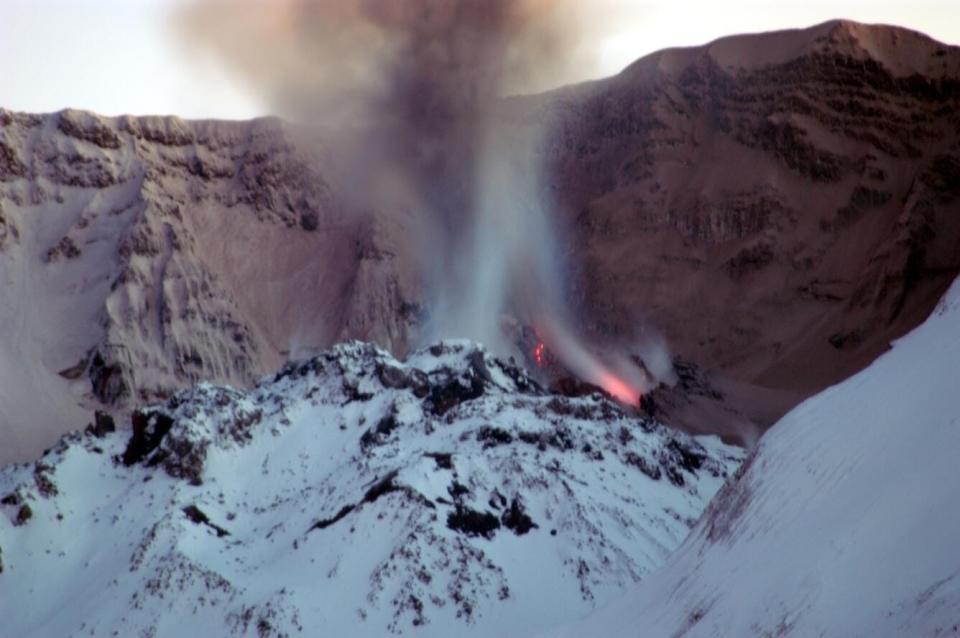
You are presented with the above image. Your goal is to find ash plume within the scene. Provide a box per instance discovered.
[175,0,671,400]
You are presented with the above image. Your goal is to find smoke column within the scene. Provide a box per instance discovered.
[176,0,666,402]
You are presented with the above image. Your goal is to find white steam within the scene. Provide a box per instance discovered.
[176,0,673,403]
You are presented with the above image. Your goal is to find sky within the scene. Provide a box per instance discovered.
[1,0,958,120]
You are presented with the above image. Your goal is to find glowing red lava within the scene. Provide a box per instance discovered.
[531,333,642,407]
[597,370,642,407]
[533,341,546,367]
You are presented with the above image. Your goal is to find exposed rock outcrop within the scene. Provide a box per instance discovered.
[538,20,960,439]
[0,340,742,636]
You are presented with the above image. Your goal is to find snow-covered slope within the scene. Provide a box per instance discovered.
[553,276,960,637]
[0,340,741,637]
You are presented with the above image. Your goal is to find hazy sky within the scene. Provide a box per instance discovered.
[1,0,957,120]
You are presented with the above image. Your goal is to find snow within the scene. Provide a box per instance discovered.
[0,339,742,637]
[551,276,960,637]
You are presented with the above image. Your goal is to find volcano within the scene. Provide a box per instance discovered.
[1,16,960,638]
[1,20,958,459]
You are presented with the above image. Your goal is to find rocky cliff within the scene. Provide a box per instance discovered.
[1,20,958,459]
[0,111,420,462]
[541,20,960,437]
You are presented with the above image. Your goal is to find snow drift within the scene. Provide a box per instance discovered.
[553,276,960,637]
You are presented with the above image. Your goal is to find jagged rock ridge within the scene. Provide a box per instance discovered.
[0,340,741,637]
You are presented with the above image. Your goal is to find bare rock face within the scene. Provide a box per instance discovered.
[538,20,960,439]
[0,110,420,463]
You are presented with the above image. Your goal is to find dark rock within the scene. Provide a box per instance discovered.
[57,111,121,149]
[120,117,195,146]
[581,443,604,461]
[517,430,540,446]
[408,371,431,398]
[488,490,508,510]
[549,376,605,399]
[89,351,129,405]
[299,211,319,231]
[466,351,495,385]
[665,465,686,487]
[517,426,576,452]
[427,373,485,416]
[44,236,81,262]
[182,505,230,537]
[217,407,263,445]
[500,497,537,535]
[1,492,21,506]
[14,504,32,526]
[33,464,58,498]
[308,470,434,533]
[121,410,175,466]
[375,363,429,398]
[376,363,408,389]
[272,358,324,383]
[0,140,28,181]
[666,439,706,473]
[447,481,470,502]
[361,470,402,504]
[85,411,116,438]
[342,382,374,404]
[185,155,215,181]
[475,426,513,448]
[360,413,399,450]
[640,393,657,417]
[736,118,849,182]
[424,452,453,470]
[309,504,355,531]
[625,452,662,481]
[545,397,601,420]
[447,506,501,539]
[159,429,209,486]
